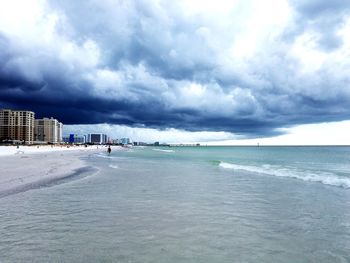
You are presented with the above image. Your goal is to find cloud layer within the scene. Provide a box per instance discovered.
[1,0,350,138]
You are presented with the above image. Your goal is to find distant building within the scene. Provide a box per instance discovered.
[87,133,107,144]
[34,117,63,143]
[154,141,160,146]
[62,134,86,144]
[120,138,132,145]
[0,109,35,144]
[111,139,119,145]
[57,122,63,143]
[133,141,147,146]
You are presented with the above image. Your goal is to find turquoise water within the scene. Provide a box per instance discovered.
[1,146,350,262]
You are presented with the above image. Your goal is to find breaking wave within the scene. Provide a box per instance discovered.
[219,162,350,189]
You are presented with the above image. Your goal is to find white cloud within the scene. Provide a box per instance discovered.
[207,121,350,145]
[65,124,236,144]
[65,120,350,145]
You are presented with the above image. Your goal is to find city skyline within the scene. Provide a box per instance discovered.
[1,0,350,144]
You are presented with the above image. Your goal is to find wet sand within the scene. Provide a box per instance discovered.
[0,146,103,198]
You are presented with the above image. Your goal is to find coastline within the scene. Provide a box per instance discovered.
[0,145,105,198]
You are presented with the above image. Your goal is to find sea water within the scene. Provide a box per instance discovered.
[1,146,350,262]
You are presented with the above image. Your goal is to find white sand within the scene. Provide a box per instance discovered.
[0,145,113,197]
[0,144,106,156]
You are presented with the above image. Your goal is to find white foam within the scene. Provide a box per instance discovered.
[109,164,119,169]
[219,162,350,189]
[152,148,175,153]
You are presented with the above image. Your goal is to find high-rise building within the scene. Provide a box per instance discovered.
[57,122,63,143]
[0,109,35,144]
[62,134,86,144]
[34,117,63,143]
[87,133,107,144]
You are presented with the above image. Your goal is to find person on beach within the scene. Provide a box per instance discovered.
[107,145,112,155]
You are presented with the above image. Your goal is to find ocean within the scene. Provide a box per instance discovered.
[1,146,350,262]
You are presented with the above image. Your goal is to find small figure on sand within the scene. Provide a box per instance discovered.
[107,145,112,155]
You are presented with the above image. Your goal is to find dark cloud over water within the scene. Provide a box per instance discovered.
[1,0,350,137]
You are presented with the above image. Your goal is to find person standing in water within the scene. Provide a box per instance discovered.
[107,145,112,155]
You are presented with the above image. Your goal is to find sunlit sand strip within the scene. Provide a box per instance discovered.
[0,146,104,198]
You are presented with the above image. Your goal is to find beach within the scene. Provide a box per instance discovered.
[0,145,106,198]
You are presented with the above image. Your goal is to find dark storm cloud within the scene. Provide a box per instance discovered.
[1,0,350,137]
[0,35,45,92]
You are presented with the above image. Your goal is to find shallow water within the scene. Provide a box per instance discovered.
[1,146,350,262]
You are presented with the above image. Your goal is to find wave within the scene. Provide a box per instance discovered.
[152,148,175,153]
[219,162,350,189]
[109,164,119,169]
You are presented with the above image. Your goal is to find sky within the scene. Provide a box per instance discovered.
[0,0,350,144]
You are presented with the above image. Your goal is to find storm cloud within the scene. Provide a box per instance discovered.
[1,0,350,138]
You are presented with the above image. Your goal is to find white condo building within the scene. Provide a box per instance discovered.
[34,117,63,143]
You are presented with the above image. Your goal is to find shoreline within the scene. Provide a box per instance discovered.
[0,145,107,198]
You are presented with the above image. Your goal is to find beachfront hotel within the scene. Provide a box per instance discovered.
[34,117,63,143]
[0,109,35,144]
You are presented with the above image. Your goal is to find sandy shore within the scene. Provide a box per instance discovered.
[0,145,108,198]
